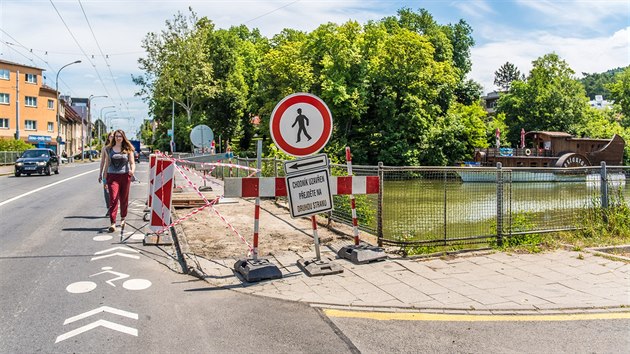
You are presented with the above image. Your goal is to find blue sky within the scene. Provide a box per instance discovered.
[1,0,628,136]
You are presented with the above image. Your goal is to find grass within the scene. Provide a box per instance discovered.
[398,202,630,256]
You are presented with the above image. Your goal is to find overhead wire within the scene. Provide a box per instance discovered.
[77,0,132,121]
[48,0,113,102]
[0,28,77,96]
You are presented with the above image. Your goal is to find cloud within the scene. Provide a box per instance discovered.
[470,26,630,93]
[452,0,495,18]
[515,0,630,32]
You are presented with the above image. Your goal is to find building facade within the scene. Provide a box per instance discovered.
[0,59,82,154]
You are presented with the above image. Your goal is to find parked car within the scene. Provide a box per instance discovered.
[73,150,100,160]
[15,148,60,177]
[134,150,140,163]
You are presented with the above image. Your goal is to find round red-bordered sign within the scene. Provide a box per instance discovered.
[270,93,332,157]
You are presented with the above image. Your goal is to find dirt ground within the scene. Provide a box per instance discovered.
[175,197,372,260]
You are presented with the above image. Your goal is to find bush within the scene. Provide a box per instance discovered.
[0,138,34,151]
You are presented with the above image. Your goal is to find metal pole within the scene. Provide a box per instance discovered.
[601,161,608,209]
[171,100,175,153]
[496,162,503,246]
[55,60,81,153]
[14,70,19,140]
[88,95,107,161]
[252,138,262,260]
[377,161,384,247]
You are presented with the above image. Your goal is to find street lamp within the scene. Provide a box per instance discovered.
[55,60,81,154]
[98,106,115,145]
[86,95,108,160]
[104,112,117,132]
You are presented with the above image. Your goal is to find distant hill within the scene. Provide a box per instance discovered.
[580,66,628,99]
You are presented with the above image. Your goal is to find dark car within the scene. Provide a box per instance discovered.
[15,148,60,177]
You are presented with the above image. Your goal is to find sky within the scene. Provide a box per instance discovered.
[1,0,628,137]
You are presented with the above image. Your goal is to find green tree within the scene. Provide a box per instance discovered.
[497,53,590,144]
[607,66,630,122]
[494,62,523,91]
[134,10,216,151]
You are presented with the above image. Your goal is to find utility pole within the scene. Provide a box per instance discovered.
[55,60,81,154]
[14,70,19,140]
[87,95,107,160]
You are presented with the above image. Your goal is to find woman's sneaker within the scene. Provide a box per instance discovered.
[108,224,116,233]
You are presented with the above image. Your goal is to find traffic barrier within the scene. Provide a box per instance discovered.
[336,146,387,264]
[146,154,157,209]
[149,158,175,232]
[224,176,379,198]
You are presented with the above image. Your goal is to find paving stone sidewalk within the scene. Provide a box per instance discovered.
[185,243,630,314]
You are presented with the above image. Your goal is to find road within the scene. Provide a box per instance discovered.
[1,160,628,353]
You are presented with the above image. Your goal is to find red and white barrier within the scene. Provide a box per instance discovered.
[146,154,157,207]
[224,176,379,198]
[149,158,175,232]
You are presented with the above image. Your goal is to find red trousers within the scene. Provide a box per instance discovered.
[107,173,131,224]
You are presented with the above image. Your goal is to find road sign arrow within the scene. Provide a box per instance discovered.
[283,154,329,175]
[288,159,325,171]
[56,306,139,343]
[55,319,138,343]
[91,247,141,261]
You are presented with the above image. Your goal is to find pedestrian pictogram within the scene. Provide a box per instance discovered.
[270,93,332,157]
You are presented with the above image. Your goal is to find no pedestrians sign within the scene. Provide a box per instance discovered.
[269,93,332,157]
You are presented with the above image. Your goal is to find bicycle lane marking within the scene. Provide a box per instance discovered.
[0,169,98,207]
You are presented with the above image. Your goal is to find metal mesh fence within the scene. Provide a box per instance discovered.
[0,151,22,165]
[180,153,628,249]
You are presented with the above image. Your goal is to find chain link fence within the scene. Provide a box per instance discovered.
[182,154,628,249]
[0,151,22,165]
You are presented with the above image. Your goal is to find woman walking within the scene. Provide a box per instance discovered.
[101,129,136,233]
[98,132,114,216]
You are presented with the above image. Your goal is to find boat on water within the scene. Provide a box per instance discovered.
[458,131,625,183]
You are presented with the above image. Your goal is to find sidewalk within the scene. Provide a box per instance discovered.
[0,164,14,176]
[184,242,630,314]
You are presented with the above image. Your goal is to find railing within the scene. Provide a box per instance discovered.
[178,154,627,250]
[0,151,22,165]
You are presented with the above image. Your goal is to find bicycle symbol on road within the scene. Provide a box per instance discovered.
[66,267,152,294]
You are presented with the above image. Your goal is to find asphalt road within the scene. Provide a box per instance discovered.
[1,160,628,353]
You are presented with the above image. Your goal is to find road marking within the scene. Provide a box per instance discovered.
[323,309,630,322]
[93,235,113,241]
[91,252,140,261]
[94,246,139,255]
[55,319,138,343]
[63,306,138,325]
[0,169,97,207]
[123,279,152,290]
[66,281,97,294]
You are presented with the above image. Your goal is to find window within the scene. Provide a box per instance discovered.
[0,118,8,129]
[0,93,9,104]
[25,96,37,107]
[0,69,9,80]
[48,99,54,109]
[25,73,37,84]
[25,120,37,130]
[47,122,54,132]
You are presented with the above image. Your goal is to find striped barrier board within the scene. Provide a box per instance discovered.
[224,176,379,198]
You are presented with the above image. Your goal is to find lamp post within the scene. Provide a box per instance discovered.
[98,106,115,146]
[104,112,117,132]
[55,60,81,154]
[86,95,108,160]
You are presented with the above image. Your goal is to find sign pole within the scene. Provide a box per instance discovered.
[253,138,262,260]
[311,216,321,261]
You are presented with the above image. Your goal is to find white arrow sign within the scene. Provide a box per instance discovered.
[56,306,138,343]
[91,246,140,261]
[283,154,329,175]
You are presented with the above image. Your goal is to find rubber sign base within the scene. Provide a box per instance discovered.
[337,244,387,265]
[233,258,282,283]
[296,257,343,277]
[143,232,173,246]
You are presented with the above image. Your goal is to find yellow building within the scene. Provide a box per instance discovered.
[0,59,73,152]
